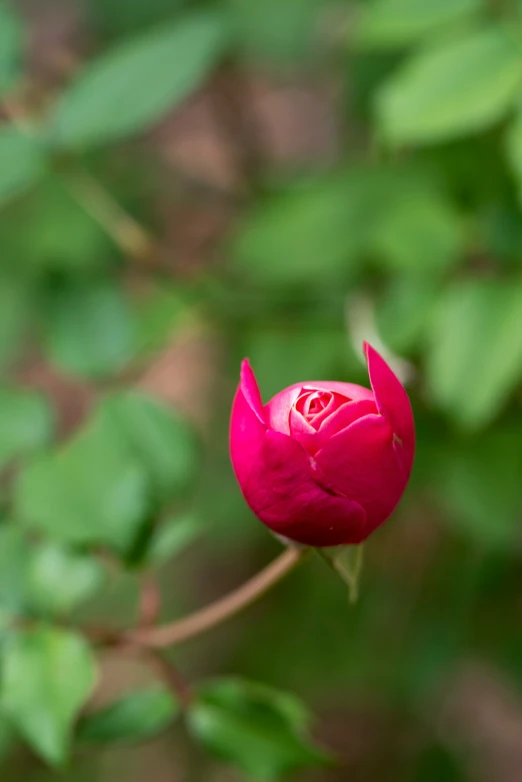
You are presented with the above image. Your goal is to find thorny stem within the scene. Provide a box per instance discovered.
[123,546,309,649]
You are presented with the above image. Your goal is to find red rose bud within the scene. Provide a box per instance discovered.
[229,343,415,547]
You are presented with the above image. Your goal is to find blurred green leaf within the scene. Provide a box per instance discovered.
[145,513,201,567]
[375,277,439,353]
[413,743,463,782]
[356,0,483,49]
[0,525,31,614]
[228,0,321,63]
[87,0,186,39]
[136,285,190,356]
[432,426,522,548]
[0,388,53,469]
[234,167,463,284]
[0,279,30,370]
[0,129,47,204]
[370,187,463,273]
[0,716,14,763]
[505,107,522,205]
[477,201,522,265]
[0,3,22,95]
[27,544,105,616]
[233,176,367,285]
[15,414,149,550]
[15,392,195,552]
[50,11,229,149]
[376,27,522,144]
[426,277,522,427]
[188,678,331,781]
[2,626,97,765]
[42,281,138,379]
[78,686,178,743]
[97,391,197,502]
[0,177,115,276]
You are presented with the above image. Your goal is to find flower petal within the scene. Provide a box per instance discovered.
[244,430,367,546]
[364,343,415,454]
[290,398,377,454]
[240,358,265,424]
[230,360,267,488]
[265,380,373,434]
[314,413,411,536]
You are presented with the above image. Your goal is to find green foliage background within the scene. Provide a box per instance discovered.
[0,0,522,779]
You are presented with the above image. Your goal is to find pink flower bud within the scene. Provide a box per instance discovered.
[229,343,415,547]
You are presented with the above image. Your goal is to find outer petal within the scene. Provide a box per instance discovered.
[364,343,415,460]
[230,360,268,489]
[314,414,409,538]
[244,430,367,546]
[266,380,374,435]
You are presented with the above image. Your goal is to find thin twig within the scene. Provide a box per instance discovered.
[146,650,193,708]
[62,168,156,260]
[138,575,162,627]
[124,546,309,649]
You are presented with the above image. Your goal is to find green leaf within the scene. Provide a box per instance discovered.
[27,544,105,615]
[0,280,30,371]
[188,678,331,781]
[375,276,439,353]
[145,513,201,567]
[88,0,185,39]
[505,108,522,205]
[78,686,178,743]
[319,545,365,603]
[426,277,522,428]
[96,392,197,502]
[15,413,149,550]
[2,627,97,765]
[232,176,367,286]
[0,177,115,276]
[413,743,463,782]
[0,525,31,614]
[0,388,54,469]
[0,3,22,95]
[376,27,522,144]
[42,281,138,379]
[0,129,47,204]
[136,285,191,356]
[432,425,522,548]
[356,0,483,49]
[369,187,463,273]
[50,11,229,149]
[228,0,321,64]
[0,716,14,763]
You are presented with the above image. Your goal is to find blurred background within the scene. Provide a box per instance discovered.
[1,0,522,779]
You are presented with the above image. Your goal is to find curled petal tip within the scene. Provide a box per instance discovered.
[239,357,265,424]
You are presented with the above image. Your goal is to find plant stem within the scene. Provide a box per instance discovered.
[124,546,309,649]
[62,167,156,260]
[146,650,193,708]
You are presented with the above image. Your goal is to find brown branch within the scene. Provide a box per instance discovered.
[138,575,161,628]
[123,546,308,649]
[146,650,193,708]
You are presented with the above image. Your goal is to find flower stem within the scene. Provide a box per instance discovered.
[124,546,309,649]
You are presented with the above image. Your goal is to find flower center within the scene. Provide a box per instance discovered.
[294,389,350,430]
[299,391,331,420]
